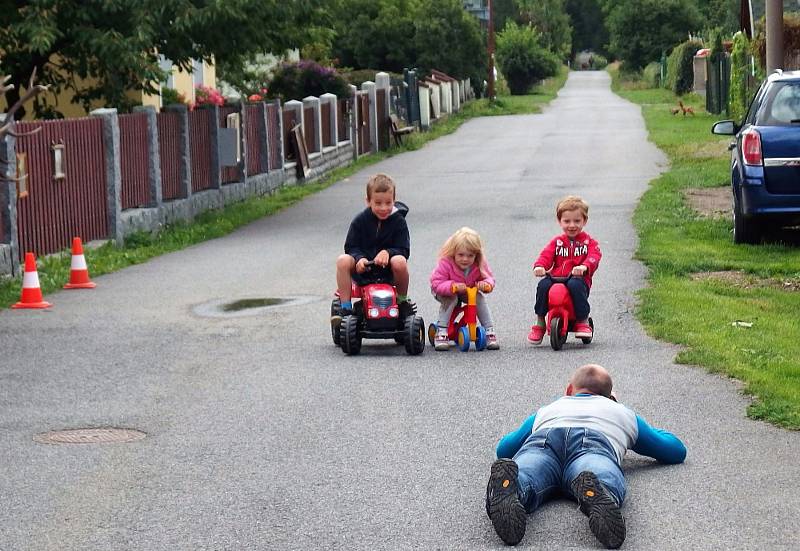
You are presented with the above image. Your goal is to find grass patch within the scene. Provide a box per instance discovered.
[609,65,800,429]
[0,67,569,310]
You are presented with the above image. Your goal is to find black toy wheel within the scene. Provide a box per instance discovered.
[580,318,594,345]
[341,315,362,355]
[330,298,342,346]
[404,315,425,355]
[550,317,565,351]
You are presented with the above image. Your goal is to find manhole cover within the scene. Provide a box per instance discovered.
[33,428,146,445]
[193,295,320,318]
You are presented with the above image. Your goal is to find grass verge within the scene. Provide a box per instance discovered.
[0,66,569,309]
[609,65,800,429]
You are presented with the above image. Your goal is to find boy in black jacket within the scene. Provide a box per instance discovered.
[333,173,415,320]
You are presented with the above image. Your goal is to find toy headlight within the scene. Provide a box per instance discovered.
[388,307,399,317]
[368,307,380,318]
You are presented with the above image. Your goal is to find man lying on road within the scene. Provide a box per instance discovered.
[486,363,686,549]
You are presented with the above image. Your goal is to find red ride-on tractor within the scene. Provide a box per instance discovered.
[331,262,425,356]
[427,286,488,351]
[544,275,594,351]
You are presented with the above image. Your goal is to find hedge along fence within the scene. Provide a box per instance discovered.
[729,31,753,122]
[753,12,800,71]
[666,39,704,95]
[0,69,475,276]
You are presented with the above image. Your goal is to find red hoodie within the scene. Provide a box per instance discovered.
[533,231,602,288]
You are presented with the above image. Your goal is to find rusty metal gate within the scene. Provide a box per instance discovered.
[357,92,371,156]
[15,118,108,259]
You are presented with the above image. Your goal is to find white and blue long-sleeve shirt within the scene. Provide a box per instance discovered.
[496,394,686,465]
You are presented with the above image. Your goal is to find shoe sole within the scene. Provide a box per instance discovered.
[486,459,527,546]
[527,337,543,345]
[434,344,450,351]
[574,332,593,338]
[571,471,626,549]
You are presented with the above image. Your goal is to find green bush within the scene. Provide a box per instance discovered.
[666,39,703,95]
[268,60,350,102]
[161,87,187,106]
[753,12,800,71]
[643,61,662,88]
[729,31,752,122]
[591,54,608,70]
[495,21,560,95]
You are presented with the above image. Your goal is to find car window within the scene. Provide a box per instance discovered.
[755,82,800,126]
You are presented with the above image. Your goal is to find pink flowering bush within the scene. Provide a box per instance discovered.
[193,85,225,108]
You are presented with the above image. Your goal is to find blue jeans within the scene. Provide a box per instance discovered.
[534,277,591,320]
[512,427,625,513]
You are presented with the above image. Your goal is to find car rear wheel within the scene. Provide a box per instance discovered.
[733,196,761,244]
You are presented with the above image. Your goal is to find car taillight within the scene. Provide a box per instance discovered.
[742,130,763,166]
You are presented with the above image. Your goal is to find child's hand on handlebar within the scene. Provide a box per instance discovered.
[571,265,588,276]
[452,283,467,294]
[533,266,547,277]
[477,281,493,293]
[373,250,390,268]
[356,258,370,273]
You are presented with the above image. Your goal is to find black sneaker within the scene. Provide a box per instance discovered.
[330,307,353,327]
[398,299,416,318]
[570,471,626,549]
[485,459,527,546]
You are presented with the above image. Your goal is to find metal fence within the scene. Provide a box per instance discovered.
[157,111,182,200]
[15,118,108,258]
[219,105,239,184]
[244,103,264,175]
[321,102,333,148]
[337,98,350,142]
[119,113,150,209]
[303,106,316,153]
[282,109,298,161]
[266,102,282,170]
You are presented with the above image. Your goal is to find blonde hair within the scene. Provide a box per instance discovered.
[556,195,589,220]
[366,173,396,199]
[439,227,488,274]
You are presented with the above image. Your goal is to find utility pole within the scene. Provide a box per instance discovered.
[487,0,495,100]
[765,0,784,73]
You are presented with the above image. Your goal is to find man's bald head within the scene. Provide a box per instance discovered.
[568,364,613,398]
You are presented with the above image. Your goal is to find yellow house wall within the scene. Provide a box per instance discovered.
[2,57,216,118]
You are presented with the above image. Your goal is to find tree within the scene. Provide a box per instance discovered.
[564,0,609,59]
[413,0,487,87]
[604,0,702,70]
[517,0,572,60]
[0,1,320,118]
[330,0,418,73]
[495,21,560,94]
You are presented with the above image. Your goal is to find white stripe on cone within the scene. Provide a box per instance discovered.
[71,254,88,270]
[22,270,41,289]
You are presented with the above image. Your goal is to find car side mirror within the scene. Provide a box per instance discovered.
[712,120,737,135]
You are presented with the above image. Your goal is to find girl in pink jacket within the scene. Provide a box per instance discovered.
[430,227,498,351]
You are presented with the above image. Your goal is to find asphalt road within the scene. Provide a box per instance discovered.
[2,71,798,551]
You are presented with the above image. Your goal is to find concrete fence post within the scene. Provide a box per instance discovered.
[320,93,338,147]
[273,99,285,170]
[90,108,123,246]
[302,96,322,153]
[418,85,431,129]
[0,114,20,275]
[361,81,378,154]
[376,72,391,116]
[132,105,163,208]
[163,104,192,200]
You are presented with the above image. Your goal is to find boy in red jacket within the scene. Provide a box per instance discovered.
[528,196,602,344]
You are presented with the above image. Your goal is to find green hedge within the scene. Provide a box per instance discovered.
[666,39,703,95]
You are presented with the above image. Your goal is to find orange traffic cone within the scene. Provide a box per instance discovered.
[63,237,96,289]
[12,252,52,309]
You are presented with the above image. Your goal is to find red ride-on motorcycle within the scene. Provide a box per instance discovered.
[331,262,425,356]
[543,275,594,351]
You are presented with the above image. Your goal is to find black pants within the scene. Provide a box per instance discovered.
[534,277,590,320]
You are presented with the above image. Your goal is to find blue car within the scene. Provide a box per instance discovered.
[712,70,800,244]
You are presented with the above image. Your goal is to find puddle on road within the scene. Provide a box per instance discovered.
[193,295,320,318]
